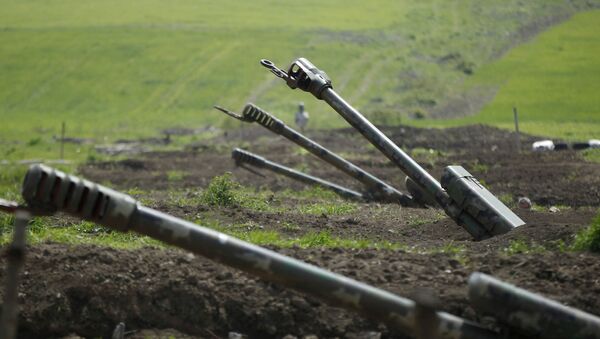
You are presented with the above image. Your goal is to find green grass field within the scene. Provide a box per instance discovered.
[1,0,595,162]
[415,10,600,140]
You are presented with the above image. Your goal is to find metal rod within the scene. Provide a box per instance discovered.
[60,121,65,160]
[0,210,31,339]
[513,107,521,153]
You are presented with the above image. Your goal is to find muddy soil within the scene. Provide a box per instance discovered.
[82,124,600,207]
[3,124,600,338]
[3,242,599,339]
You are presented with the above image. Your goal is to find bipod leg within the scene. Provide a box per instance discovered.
[0,210,31,339]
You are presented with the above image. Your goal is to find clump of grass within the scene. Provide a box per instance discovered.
[503,239,546,255]
[497,193,514,208]
[572,211,600,253]
[297,202,357,216]
[201,172,240,207]
[582,149,600,164]
[470,160,489,173]
[166,170,185,181]
[0,219,163,249]
[281,186,338,200]
[281,222,301,232]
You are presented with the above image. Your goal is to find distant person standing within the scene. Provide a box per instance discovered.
[295,102,309,133]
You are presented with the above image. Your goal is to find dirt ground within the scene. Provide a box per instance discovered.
[2,124,600,338]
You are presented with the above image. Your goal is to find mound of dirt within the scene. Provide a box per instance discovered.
[2,241,599,338]
[81,124,600,207]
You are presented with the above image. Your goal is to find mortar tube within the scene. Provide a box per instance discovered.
[129,206,500,339]
[220,104,417,206]
[319,89,491,239]
[21,164,500,339]
[233,148,364,200]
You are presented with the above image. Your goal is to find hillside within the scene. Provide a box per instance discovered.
[417,10,600,140]
[0,0,595,146]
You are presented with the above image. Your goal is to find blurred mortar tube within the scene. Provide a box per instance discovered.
[20,164,501,339]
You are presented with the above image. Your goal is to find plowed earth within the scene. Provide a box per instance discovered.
[2,124,600,338]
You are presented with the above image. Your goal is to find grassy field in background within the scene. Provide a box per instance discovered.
[415,10,600,140]
[0,0,595,163]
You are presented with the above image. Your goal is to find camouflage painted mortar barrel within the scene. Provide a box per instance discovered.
[469,273,600,339]
[21,164,501,339]
[260,58,525,240]
[215,104,417,206]
[231,148,364,200]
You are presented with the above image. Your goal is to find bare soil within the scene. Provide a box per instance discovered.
[2,124,600,338]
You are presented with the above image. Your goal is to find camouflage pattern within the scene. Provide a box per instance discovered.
[20,164,501,339]
[231,148,364,200]
[441,166,522,236]
[215,103,416,206]
[261,57,525,240]
[469,272,600,339]
[405,177,436,207]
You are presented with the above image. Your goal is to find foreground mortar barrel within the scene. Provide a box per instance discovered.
[469,273,600,339]
[232,148,364,200]
[216,104,416,206]
[21,164,500,339]
[260,57,525,239]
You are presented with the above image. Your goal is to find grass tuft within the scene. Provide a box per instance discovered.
[201,172,240,207]
[572,211,600,253]
[503,239,546,255]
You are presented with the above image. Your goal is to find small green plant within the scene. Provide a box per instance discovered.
[281,186,339,200]
[166,170,185,181]
[26,137,42,147]
[503,239,546,255]
[125,187,146,196]
[297,202,357,216]
[582,149,600,164]
[406,212,445,227]
[433,241,468,265]
[201,172,240,207]
[497,193,514,207]
[298,231,334,247]
[281,222,301,231]
[470,160,489,173]
[293,147,310,156]
[572,211,600,253]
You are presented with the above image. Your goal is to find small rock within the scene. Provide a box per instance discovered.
[361,332,381,339]
[518,197,532,209]
[228,332,246,339]
[111,322,125,339]
[549,206,560,213]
